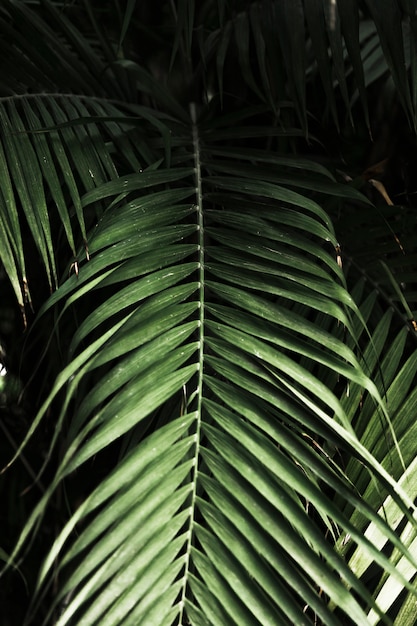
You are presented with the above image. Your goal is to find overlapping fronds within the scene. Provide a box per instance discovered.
[1,99,416,624]
[1,1,417,625]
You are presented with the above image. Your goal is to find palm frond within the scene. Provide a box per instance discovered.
[333,284,417,622]
[0,93,172,313]
[1,101,415,625]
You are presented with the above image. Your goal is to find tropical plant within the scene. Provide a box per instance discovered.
[1,1,417,625]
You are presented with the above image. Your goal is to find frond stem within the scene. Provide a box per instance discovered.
[178,102,204,624]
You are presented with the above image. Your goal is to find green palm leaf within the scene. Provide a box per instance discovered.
[3,105,413,625]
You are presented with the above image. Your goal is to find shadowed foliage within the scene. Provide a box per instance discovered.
[1,1,417,625]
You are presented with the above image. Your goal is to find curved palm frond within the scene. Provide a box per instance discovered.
[2,102,415,625]
[336,284,417,622]
[0,91,174,314]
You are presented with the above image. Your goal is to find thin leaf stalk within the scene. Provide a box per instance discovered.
[177,102,205,624]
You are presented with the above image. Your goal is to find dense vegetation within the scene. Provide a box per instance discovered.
[1,1,417,624]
